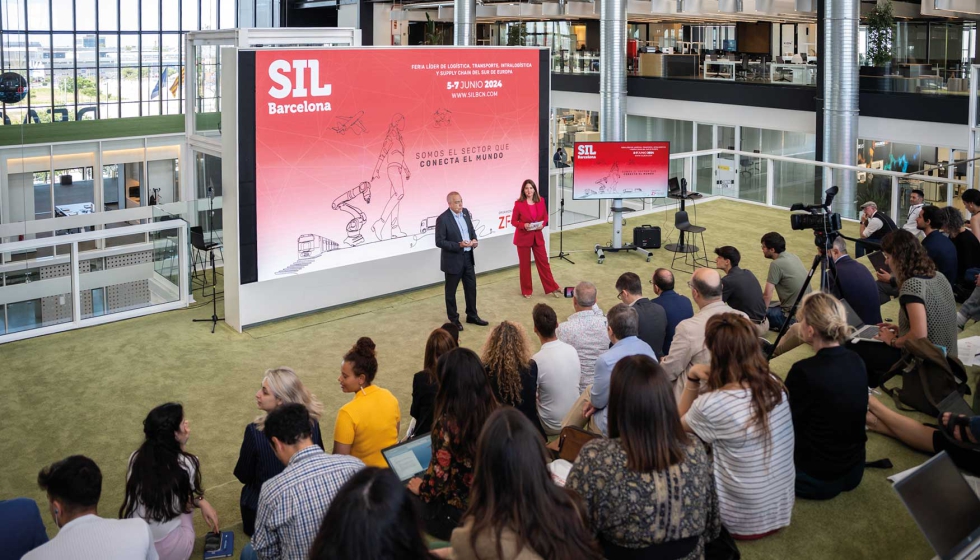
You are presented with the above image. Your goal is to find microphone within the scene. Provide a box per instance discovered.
[789,203,806,211]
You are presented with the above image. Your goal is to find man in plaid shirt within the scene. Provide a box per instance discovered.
[243,403,364,560]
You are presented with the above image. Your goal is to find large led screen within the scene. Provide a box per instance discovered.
[247,48,545,282]
[571,141,670,200]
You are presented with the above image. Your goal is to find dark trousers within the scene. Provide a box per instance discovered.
[876,279,899,305]
[445,251,478,322]
[416,497,464,541]
[848,339,901,388]
[795,461,864,500]
[855,239,880,259]
[241,504,257,537]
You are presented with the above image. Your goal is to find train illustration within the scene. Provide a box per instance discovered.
[297,234,339,259]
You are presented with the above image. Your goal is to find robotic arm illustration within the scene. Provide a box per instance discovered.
[332,181,372,247]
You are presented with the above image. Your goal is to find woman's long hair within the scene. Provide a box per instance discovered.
[703,314,786,449]
[464,408,602,560]
[481,321,531,406]
[608,355,689,472]
[254,367,324,430]
[881,229,936,286]
[423,328,457,384]
[517,179,541,203]
[120,403,203,522]
[434,348,498,460]
[308,467,436,560]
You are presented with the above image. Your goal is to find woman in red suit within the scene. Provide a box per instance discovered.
[512,179,561,298]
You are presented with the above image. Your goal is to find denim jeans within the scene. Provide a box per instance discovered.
[962,286,980,322]
[767,305,792,332]
[240,543,257,560]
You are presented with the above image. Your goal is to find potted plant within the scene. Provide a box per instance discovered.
[862,0,894,77]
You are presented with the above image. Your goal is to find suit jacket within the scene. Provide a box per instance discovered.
[436,208,478,275]
[653,290,695,356]
[830,255,882,326]
[659,301,746,399]
[511,199,549,247]
[632,298,668,359]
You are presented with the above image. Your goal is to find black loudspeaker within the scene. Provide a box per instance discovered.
[633,225,661,249]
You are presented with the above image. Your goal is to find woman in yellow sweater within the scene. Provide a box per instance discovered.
[334,337,401,467]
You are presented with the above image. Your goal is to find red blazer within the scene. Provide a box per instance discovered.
[511,199,548,247]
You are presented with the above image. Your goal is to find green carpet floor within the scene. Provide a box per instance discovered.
[0,198,955,558]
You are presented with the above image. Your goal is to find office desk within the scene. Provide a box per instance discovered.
[770,63,816,85]
[55,203,95,234]
[704,60,736,81]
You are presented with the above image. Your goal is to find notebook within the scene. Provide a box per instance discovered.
[382,434,433,482]
[868,250,891,274]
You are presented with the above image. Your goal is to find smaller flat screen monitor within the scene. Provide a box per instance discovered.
[572,141,670,200]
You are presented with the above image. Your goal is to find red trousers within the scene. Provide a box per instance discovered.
[517,242,559,296]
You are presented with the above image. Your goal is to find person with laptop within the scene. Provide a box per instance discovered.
[406,348,498,540]
[853,230,958,388]
[784,293,869,500]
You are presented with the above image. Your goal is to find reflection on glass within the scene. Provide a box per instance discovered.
[1,264,73,333]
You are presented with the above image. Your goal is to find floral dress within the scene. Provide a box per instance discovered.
[419,419,474,511]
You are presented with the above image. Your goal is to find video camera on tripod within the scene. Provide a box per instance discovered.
[789,186,842,250]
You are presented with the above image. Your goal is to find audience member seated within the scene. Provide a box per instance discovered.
[661,268,747,398]
[941,206,980,296]
[308,467,437,560]
[714,245,768,335]
[773,237,881,357]
[483,321,544,437]
[855,201,897,258]
[120,403,218,560]
[761,231,811,332]
[235,367,325,537]
[918,205,957,286]
[451,408,602,560]
[958,276,980,330]
[246,403,364,560]
[784,293,868,500]
[567,355,720,560]
[614,272,667,357]
[678,314,795,540]
[556,281,609,393]
[530,304,581,436]
[334,337,401,467]
[855,230,958,388]
[407,348,498,540]
[561,303,656,436]
[962,189,980,240]
[410,329,457,437]
[651,268,694,356]
[0,497,48,559]
[867,401,980,475]
[901,189,926,237]
[25,455,157,560]
[440,322,461,345]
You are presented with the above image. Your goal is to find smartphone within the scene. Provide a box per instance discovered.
[564,287,575,298]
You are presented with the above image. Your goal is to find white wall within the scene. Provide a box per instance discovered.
[147,160,176,205]
[7,173,34,225]
[338,4,358,29]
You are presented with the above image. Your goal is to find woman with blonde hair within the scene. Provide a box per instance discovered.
[785,292,868,500]
[482,321,544,436]
[678,313,794,540]
[233,367,324,536]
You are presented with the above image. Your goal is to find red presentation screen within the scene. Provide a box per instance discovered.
[244,48,545,283]
[571,141,670,200]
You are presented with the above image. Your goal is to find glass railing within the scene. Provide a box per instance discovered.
[0,219,189,342]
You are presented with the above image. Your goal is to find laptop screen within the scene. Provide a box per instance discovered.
[382,434,433,482]
[839,299,865,330]
[894,452,980,559]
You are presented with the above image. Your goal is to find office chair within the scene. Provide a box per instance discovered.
[670,210,709,272]
[190,225,223,287]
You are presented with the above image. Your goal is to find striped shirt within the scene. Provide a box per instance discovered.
[684,387,795,536]
[252,446,364,560]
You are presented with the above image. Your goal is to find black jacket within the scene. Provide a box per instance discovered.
[435,208,478,275]
[632,298,668,359]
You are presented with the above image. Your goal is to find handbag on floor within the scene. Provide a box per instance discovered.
[880,338,969,417]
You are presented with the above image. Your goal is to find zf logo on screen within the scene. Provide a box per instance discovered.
[266,59,333,116]
[577,144,597,159]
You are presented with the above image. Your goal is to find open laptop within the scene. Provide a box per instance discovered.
[381,434,432,482]
[894,452,980,560]
[841,299,881,342]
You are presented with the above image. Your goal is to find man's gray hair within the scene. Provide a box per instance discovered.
[607,303,639,339]
[574,281,597,308]
[446,191,461,202]
[832,236,848,255]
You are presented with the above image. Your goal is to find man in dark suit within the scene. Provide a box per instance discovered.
[651,268,694,356]
[435,191,488,331]
[614,272,667,358]
[828,237,882,326]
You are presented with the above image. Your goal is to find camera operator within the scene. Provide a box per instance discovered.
[855,201,897,258]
